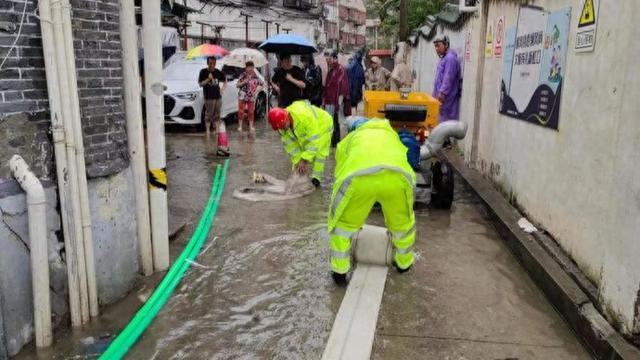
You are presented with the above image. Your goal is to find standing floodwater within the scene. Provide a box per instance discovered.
[16,127,588,359]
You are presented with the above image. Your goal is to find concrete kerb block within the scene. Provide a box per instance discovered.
[443,150,640,360]
[0,291,7,360]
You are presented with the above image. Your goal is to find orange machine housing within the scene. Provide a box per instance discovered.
[363,90,440,132]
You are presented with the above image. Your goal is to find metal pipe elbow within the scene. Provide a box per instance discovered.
[420,121,468,160]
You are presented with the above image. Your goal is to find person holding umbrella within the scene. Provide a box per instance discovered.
[301,54,323,107]
[323,49,352,147]
[259,34,317,108]
[271,54,306,108]
[236,61,264,133]
[198,56,227,138]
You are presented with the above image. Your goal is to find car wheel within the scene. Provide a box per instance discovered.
[430,160,455,209]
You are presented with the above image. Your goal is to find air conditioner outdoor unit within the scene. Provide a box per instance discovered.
[459,0,479,12]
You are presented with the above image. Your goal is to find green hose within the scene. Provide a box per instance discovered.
[99,159,230,360]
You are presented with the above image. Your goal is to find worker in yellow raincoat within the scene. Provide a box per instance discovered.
[328,117,416,285]
[268,100,333,187]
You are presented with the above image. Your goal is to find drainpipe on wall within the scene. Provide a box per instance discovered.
[9,155,53,348]
[60,0,99,318]
[37,0,83,327]
[119,0,154,276]
[50,0,90,325]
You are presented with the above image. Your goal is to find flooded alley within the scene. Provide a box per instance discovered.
[17,125,589,359]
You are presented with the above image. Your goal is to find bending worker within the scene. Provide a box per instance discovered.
[328,117,417,286]
[268,100,334,187]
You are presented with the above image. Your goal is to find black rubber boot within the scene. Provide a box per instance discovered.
[331,272,348,287]
[311,178,321,188]
[393,261,412,274]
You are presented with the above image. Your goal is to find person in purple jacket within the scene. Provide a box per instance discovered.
[432,35,461,123]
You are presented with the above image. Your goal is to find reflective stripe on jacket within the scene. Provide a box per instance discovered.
[279,100,333,165]
[329,119,416,231]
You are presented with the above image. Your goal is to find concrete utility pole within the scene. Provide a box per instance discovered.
[399,0,408,41]
[213,25,225,44]
[261,19,272,40]
[240,12,253,47]
[119,0,153,276]
[261,19,272,116]
[142,0,170,271]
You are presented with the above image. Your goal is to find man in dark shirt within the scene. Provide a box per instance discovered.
[271,54,305,108]
[301,54,323,107]
[198,56,226,138]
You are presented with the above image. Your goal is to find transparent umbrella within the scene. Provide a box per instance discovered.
[224,48,268,68]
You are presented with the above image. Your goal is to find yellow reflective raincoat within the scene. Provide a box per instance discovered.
[279,100,333,182]
[328,119,417,274]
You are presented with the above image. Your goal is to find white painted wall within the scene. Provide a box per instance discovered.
[411,0,640,335]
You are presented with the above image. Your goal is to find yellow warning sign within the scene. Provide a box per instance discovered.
[579,0,596,27]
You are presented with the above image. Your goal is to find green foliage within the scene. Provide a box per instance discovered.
[366,0,445,43]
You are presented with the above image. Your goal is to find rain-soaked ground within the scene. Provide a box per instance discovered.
[18,122,589,359]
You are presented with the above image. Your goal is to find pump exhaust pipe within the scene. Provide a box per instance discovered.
[420,121,468,160]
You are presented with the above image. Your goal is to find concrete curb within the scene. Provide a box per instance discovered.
[443,151,640,360]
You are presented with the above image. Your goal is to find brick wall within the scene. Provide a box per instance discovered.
[0,0,129,188]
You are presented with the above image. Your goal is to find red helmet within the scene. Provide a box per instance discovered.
[268,107,289,130]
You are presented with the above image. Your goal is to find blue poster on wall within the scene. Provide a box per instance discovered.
[501,26,517,94]
[499,7,572,130]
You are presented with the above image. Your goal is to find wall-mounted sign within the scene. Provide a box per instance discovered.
[494,16,505,58]
[465,26,473,62]
[575,0,599,52]
[485,23,494,58]
[499,6,572,130]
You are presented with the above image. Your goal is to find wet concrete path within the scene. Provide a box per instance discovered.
[17,124,588,359]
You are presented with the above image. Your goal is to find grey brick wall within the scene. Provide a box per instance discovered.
[0,0,129,189]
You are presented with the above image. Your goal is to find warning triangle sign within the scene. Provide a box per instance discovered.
[579,0,596,27]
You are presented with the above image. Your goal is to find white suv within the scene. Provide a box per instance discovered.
[161,52,267,128]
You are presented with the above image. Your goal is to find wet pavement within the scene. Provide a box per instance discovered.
[17,123,589,359]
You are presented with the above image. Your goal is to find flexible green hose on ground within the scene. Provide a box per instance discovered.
[99,159,230,360]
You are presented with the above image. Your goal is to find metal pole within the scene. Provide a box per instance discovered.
[375,26,379,49]
[262,19,271,118]
[261,19,271,40]
[336,0,340,51]
[241,12,253,47]
[399,0,408,41]
[142,0,170,271]
[283,28,291,34]
[119,0,154,276]
[275,22,281,34]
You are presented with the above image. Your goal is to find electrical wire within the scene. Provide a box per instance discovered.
[0,0,28,70]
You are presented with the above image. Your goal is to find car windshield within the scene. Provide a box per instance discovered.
[164,61,207,81]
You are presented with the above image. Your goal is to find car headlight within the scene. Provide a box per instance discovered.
[174,92,199,101]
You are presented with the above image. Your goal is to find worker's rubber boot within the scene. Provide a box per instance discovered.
[393,261,412,274]
[331,272,349,287]
[311,178,321,188]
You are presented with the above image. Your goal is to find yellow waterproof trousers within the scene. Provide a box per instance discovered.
[309,130,332,182]
[328,170,415,274]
